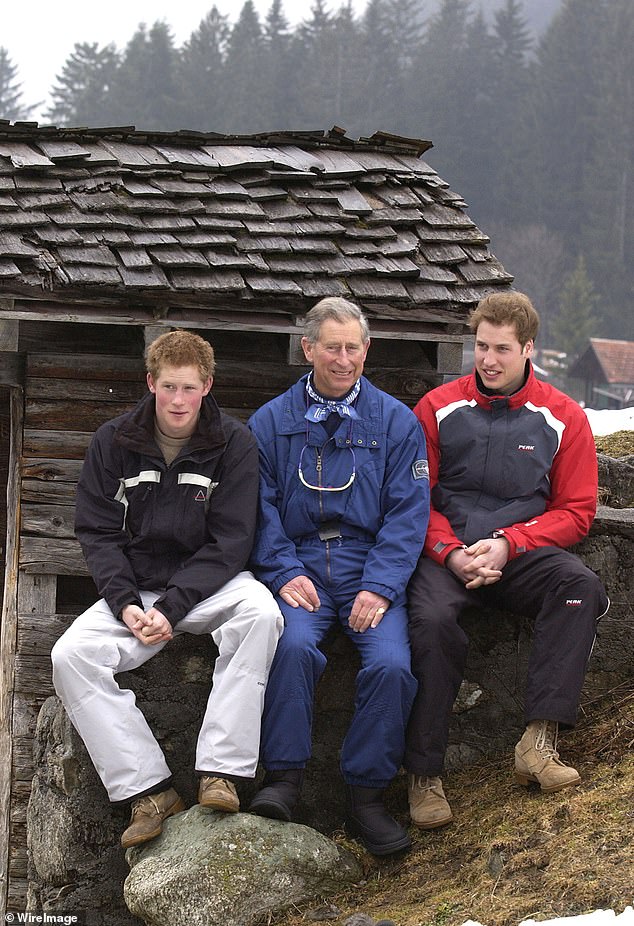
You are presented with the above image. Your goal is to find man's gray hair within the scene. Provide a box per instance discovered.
[303,297,370,344]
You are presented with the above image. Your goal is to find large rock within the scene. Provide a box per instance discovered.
[27,697,134,925]
[124,807,362,926]
[597,453,634,507]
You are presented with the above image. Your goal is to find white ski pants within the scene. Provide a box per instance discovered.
[51,571,283,803]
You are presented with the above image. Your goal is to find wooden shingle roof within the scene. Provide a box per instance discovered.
[570,338,634,385]
[0,123,512,335]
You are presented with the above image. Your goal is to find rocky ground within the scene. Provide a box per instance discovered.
[267,683,634,926]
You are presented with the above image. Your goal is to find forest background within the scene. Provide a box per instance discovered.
[1,0,632,353]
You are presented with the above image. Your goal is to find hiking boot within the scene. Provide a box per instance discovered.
[515,720,581,792]
[198,776,240,813]
[345,785,411,856]
[249,769,304,822]
[121,787,185,848]
[408,775,453,829]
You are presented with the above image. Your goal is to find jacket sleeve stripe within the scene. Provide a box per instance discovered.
[524,402,566,452]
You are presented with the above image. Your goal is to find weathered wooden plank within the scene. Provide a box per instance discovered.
[27,376,145,404]
[26,353,144,380]
[25,400,136,432]
[17,613,77,659]
[21,478,76,504]
[21,503,75,540]
[0,352,25,386]
[0,388,22,917]
[17,573,57,614]
[21,458,83,483]
[0,142,54,168]
[0,320,18,351]
[6,880,27,912]
[13,658,55,699]
[8,302,466,342]
[18,537,87,575]
[18,320,145,355]
[22,429,91,460]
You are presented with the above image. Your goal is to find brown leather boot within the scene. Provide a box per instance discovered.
[408,775,453,829]
[121,787,185,848]
[198,776,240,813]
[515,720,581,792]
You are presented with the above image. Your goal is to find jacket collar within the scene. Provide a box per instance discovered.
[472,360,535,410]
[114,391,226,459]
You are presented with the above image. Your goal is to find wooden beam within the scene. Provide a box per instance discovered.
[0,321,18,352]
[0,387,23,917]
[1,302,467,342]
[0,353,25,387]
[18,537,87,576]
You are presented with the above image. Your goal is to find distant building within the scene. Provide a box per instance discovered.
[568,338,634,409]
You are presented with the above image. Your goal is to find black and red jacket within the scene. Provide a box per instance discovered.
[74,391,259,627]
[414,362,598,565]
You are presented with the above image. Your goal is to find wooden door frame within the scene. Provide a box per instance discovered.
[0,386,23,915]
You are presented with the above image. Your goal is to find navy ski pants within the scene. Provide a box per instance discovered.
[405,546,609,777]
[259,537,417,788]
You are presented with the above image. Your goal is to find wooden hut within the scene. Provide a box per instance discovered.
[568,338,634,409]
[0,122,512,911]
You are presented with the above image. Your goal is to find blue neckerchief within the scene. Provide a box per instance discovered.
[304,374,361,422]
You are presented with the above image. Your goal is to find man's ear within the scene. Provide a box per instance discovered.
[202,377,213,396]
[301,336,314,363]
[147,372,156,393]
[523,340,534,357]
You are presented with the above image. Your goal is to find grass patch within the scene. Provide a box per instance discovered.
[266,685,634,926]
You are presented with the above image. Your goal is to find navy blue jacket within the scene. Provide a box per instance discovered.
[74,391,259,627]
[414,363,598,564]
[248,375,430,601]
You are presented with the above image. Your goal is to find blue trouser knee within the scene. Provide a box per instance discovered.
[260,541,417,788]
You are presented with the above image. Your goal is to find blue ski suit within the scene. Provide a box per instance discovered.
[249,374,430,787]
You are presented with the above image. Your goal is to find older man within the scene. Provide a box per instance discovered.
[247,297,430,856]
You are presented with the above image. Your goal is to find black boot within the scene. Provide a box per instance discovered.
[249,769,304,822]
[345,785,411,856]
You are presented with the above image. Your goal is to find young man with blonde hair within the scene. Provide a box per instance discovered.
[405,291,609,829]
[52,330,283,848]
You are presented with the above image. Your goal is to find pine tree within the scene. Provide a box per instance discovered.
[581,0,634,339]
[551,255,598,364]
[482,0,533,224]
[259,0,301,128]
[178,6,230,131]
[528,0,608,237]
[406,0,477,190]
[354,0,404,135]
[292,0,340,125]
[47,42,119,126]
[223,1,266,132]
[0,47,35,120]
[108,22,182,130]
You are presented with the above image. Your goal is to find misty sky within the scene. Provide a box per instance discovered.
[4,0,365,119]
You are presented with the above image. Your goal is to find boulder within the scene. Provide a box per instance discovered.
[596,453,634,508]
[27,697,133,925]
[123,806,362,926]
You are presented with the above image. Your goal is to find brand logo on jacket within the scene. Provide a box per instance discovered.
[518,444,535,451]
[566,599,583,606]
[412,459,429,480]
[194,490,207,502]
